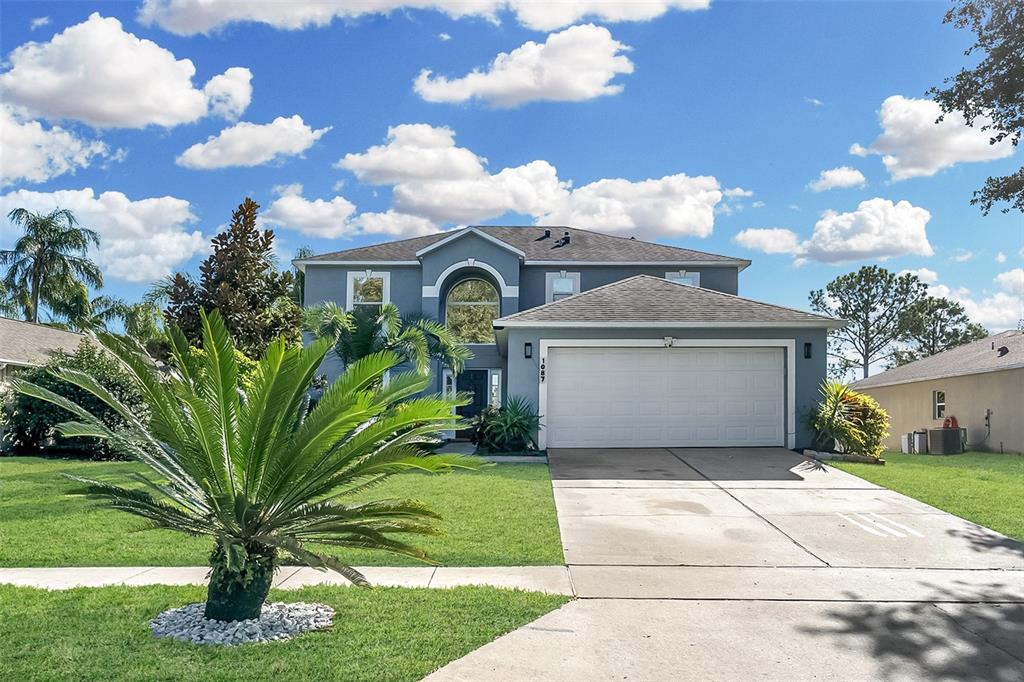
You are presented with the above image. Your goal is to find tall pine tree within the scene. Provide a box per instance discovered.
[166,198,302,357]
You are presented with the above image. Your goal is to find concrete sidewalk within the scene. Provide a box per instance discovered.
[0,565,573,594]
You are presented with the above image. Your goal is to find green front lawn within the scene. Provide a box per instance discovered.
[0,584,568,682]
[834,452,1024,540]
[0,457,564,567]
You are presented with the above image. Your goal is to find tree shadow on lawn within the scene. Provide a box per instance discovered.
[798,582,1024,680]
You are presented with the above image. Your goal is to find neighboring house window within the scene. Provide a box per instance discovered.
[346,271,390,311]
[545,271,580,303]
[666,270,700,287]
[446,279,500,343]
[933,390,946,419]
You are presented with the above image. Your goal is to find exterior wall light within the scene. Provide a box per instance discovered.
[804,342,812,359]
[524,342,533,359]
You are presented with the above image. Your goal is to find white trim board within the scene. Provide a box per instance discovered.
[496,320,844,329]
[536,338,797,450]
[524,260,750,270]
[422,259,519,298]
[415,227,526,259]
[293,260,418,271]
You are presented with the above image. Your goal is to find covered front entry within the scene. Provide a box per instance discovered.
[543,345,786,448]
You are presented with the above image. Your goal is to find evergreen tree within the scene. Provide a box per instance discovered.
[166,198,302,356]
[892,296,988,366]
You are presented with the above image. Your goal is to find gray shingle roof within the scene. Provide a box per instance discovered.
[494,275,843,327]
[852,330,1024,389]
[302,225,748,265]
[0,317,83,367]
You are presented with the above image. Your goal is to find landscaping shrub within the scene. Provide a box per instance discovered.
[810,380,890,459]
[470,395,542,453]
[2,339,145,458]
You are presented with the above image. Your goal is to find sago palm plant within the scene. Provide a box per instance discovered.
[16,310,477,621]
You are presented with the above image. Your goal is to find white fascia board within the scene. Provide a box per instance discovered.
[523,260,749,268]
[0,358,37,367]
[493,319,846,330]
[292,259,418,272]
[414,228,525,259]
[852,363,1024,390]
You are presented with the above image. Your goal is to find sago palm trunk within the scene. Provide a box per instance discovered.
[204,543,277,621]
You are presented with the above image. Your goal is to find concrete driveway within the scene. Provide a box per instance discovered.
[427,447,1024,681]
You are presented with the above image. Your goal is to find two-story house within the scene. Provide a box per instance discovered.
[295,225,843,450]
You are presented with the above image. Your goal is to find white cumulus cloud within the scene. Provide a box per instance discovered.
[336,122,726,238]
[261,186,438,240]
[808,166,866,192]
[922,268,1024,331]
[0,106,118,186]
[30,17,50,30]
[851,95,1014,181]
[261,185,357,238]
[541,173,722,240]
[414,24,634,107]
[176,115,331,169]
[337,124,484,184]
[0,13,252,129]
[353,210,440,238]
[733,198,933,265]
[995,268,1024,296]
[138,0,708,35]
[733,228,802,255]
[0,188,207,281]
[898,267,939,284]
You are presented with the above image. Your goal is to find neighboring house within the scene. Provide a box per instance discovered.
[852,330,1024,455]
[295,225,843,450]
[0,316,84,383]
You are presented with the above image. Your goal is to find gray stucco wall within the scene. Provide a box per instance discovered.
[503,326,828,449]
[519,265,739,309]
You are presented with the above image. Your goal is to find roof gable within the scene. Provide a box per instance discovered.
[852,330,1024,389]
[297,225,749,267]
[414,227,525,258]
[494,275,843,328]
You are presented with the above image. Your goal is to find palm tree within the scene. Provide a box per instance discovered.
[0,281,28,318]
[16,310,476,621]
[305,302,472,374]
[1,208,103,323]
[56,292,129,332]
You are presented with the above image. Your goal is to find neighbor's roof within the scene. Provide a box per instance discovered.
[0,317,84,367]
[493,275,844,328]
[298,225,749,267]
[852,330,1024,389]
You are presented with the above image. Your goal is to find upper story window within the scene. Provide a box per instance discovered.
[545,271,580,303]
[933,390,946,420]
[446,279,499,344]
[666,270,700,287]
[347,270,390,311]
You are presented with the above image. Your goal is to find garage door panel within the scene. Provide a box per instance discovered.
[547,347,784,448]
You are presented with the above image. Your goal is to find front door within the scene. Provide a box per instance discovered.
[455,369,489,437]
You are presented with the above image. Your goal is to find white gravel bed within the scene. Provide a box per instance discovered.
[150,601,334,646]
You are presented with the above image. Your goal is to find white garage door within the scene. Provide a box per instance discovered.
[545,346,785,448]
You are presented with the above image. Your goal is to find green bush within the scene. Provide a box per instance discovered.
[2,339,146,458]
[810,380,890,459]
[470,395,542,453]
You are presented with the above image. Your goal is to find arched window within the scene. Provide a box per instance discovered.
[446,279,500,343]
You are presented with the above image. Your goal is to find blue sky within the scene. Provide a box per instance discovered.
[1,0,1021,329]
